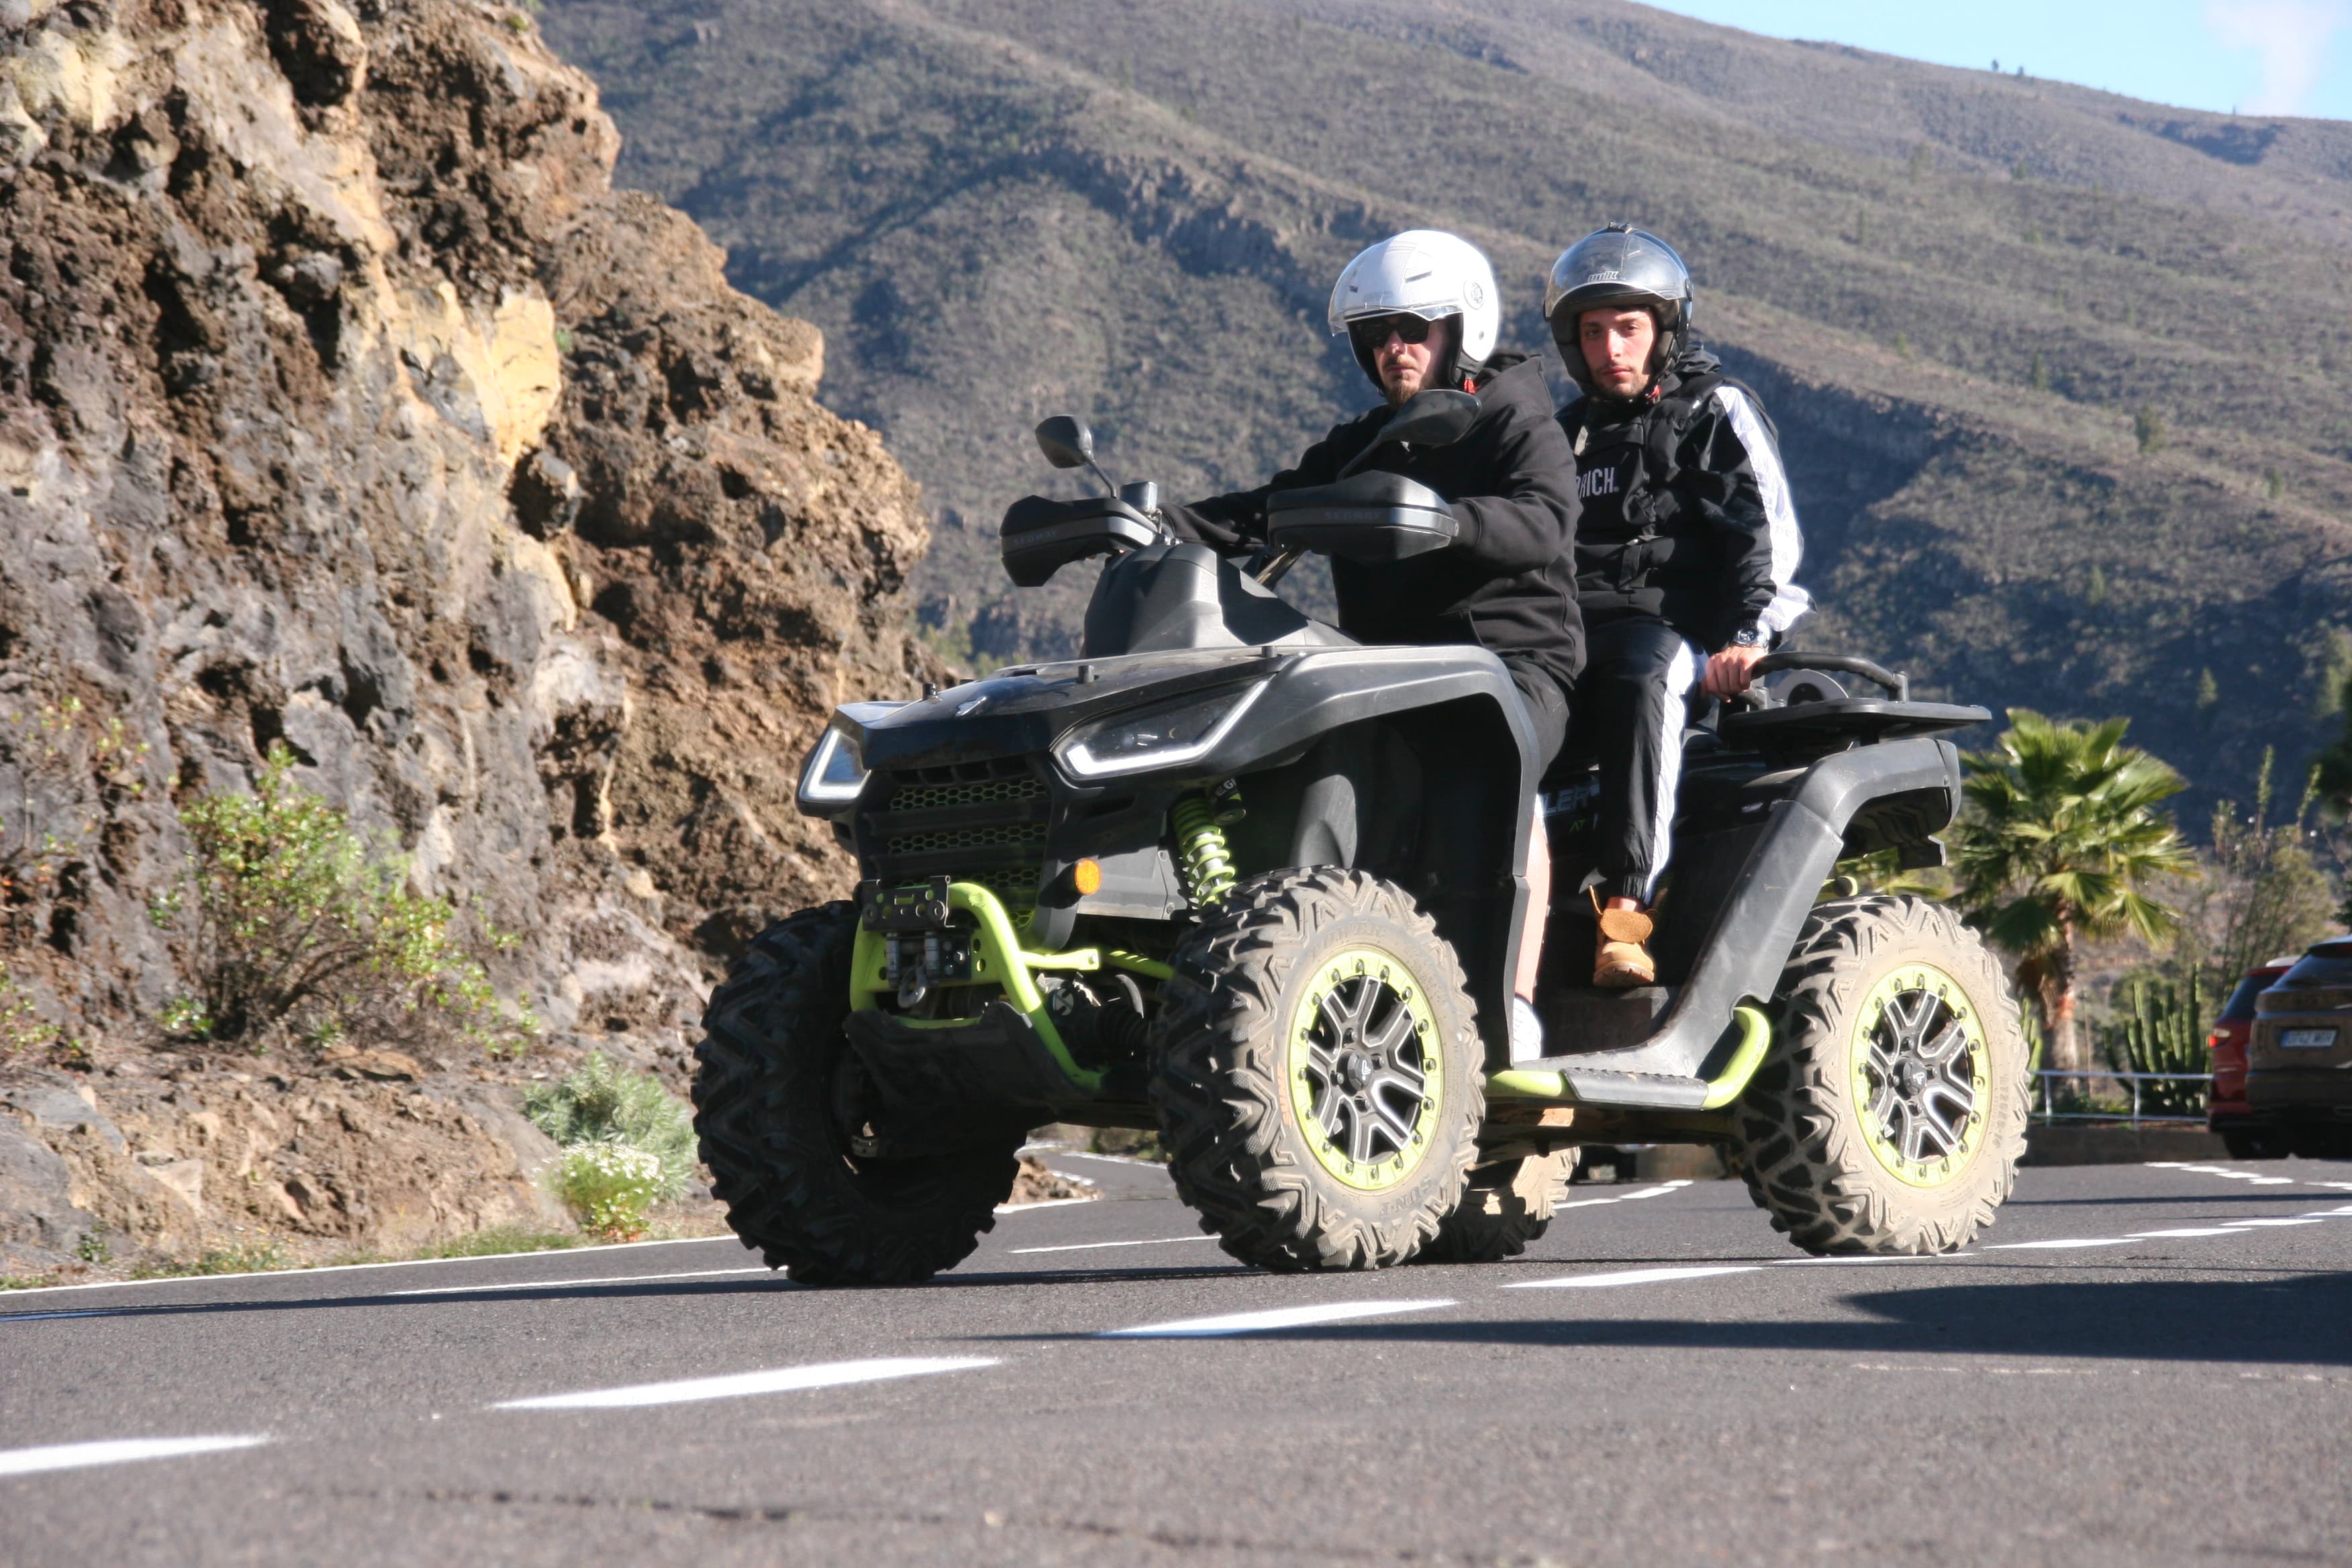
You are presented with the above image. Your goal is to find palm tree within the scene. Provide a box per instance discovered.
[1953,710,2194,1075]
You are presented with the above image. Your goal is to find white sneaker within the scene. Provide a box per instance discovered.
[1509,995,1545,1060]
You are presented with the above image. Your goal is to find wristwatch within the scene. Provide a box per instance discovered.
[1729,626,1767,649]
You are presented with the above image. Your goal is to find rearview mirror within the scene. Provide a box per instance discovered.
[1381,388,1479,448]
[1035,416,1095,471]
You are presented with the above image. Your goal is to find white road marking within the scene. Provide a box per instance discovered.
[992,1196,1099,1215]
[393,1266,773,1297]
[1547,1179,1695,1213]
[1772,1255,1965,1265]
[2146,1162,2298,1187]
[1504,1265,1761,1289]
[0,1434,269,1479]
[1101,1300,1456,1338]
[0,1234,737,1299]
[496,1357,997,1411]
[2127,1227,2259,1239]
[1980,1238,2141,1251]
[1008,1236,1220,1256]
[2232,1218,2327,1227]
[1033,1150,1169,1169]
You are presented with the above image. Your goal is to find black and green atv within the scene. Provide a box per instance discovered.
[691,397,2032,1284]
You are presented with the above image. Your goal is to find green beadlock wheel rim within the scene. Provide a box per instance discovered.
[1285,948,1444,1191]
[1851,962,1992,1189]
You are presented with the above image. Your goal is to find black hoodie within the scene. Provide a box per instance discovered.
[1556,346,1811,651]
[1159,352,1585,693]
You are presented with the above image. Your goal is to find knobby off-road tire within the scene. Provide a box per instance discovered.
[1416,1150,1579,1263]
[691,902,1021,1285]
[1150,867,1483,1271]
[1731,895,2030,1255]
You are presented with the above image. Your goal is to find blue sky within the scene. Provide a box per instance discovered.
[1643,1,2352,120]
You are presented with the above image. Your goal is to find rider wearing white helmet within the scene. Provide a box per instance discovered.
[1162,230,1583,1055]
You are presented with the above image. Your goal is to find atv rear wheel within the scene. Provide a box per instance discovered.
[692,902,1022,1285]
[1151,867,1482,1271]
[1416,1150,1579,1263]
[1730,895,2030,1255]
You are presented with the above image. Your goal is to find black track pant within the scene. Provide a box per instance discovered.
[1575,614,1703,905]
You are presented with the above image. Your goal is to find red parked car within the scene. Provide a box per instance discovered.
[2210,958,2296,1159]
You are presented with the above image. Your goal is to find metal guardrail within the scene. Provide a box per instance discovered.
[2034,1069,2210,1128]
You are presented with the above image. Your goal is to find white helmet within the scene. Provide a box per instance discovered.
[1326,230,1500,389]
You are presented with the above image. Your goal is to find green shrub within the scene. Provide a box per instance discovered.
[522,1052,697,1199]
[416,1226,583,1259]
[150,745,536,1055]
[0,973,56,1058]
[549,1143,667,1242]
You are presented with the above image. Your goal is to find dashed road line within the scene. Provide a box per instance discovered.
[1008,1236,1220,1256]
[1553,1180,1694,1212]
[1025,1149,1169,1169]
[1772,1255,1965,1266]
[1100,1300,1456,1338]
[992,1196,1100,1215]
[392,1266,775,1297]
[2147,1161,2306,1188]
[2127,1226,2260,1239]
[495,1357,999,1411]
[0,1435,270,1479]
[1504,1265,1761,1290]
[1981,1238,2142,1251]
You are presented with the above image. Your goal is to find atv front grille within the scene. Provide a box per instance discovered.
[860,756,1050,903]
[887,775,1044,813]
[887,821,1040,856]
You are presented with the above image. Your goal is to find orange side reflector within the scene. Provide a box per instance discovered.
[1072,858,1103,895]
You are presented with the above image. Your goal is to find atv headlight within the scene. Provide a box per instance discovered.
[1057,681,1269,779]
[796,702,905,810]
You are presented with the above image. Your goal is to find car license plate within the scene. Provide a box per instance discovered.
[2282,1028,2340,1050]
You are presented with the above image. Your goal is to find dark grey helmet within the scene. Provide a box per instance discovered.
[1543,224,1694,394]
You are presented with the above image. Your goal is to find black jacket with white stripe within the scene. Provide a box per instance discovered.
[1556,346,1810,651]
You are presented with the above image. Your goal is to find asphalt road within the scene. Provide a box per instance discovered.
[6,1153,2352,1567]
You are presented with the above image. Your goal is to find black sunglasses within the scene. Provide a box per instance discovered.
[1349,313,1438,352]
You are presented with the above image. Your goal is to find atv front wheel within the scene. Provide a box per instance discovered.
[1150,867,1482,1271]
[692,902,1022,1285]
[1730,895,2030,1255]
[1416,1150,1579,1263]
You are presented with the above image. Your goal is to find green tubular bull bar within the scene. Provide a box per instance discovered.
[849,881,1173,1095]
[1487,1004,1773,1111]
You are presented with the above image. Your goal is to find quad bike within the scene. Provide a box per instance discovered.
[691,395,2033,1283]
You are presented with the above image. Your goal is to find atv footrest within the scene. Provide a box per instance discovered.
[1538,986,1675,1055]
[844,1000,1091,1113]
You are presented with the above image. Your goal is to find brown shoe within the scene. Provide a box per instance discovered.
[1594,904,1657,989]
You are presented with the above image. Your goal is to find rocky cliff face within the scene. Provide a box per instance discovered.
[0,0,934,1268]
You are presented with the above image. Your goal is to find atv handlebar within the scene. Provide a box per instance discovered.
[1750,651,1908,702]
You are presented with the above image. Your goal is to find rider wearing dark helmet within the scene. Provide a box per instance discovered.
[1161,229,1583,1055]
[1545,224,1812,989]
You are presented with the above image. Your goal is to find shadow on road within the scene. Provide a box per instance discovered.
[1131,1271,2352,1367]
[0,1263,1261,1322]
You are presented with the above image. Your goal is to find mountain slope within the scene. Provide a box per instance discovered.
[543,0,2352,812]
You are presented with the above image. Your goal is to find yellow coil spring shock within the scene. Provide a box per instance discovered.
[1172,785,1244,909]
